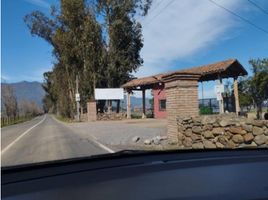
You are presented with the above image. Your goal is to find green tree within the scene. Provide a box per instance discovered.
[25,0,152,118]
[97,0,152,112]
[25,0,104,118]
[238,78,253,111]
[248,58,268,119]
[240,58,268,119]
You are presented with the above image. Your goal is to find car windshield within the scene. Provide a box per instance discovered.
[1,0,268,167]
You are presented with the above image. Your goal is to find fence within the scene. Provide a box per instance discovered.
[1,115,33,127]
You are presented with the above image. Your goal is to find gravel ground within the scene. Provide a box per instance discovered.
[66,119,167,150]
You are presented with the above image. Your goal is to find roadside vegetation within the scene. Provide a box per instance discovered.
[238,58,268,119]
[24,0,152,119]
[1,85,43,127]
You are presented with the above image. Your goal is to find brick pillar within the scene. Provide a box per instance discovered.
[162,73,201,143]
[87,101,97,121]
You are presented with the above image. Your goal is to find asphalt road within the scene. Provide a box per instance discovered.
[1,114,109,167]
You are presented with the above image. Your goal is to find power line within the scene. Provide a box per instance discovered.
[247,0,268,16]
[144,0,175,26]
[208,0,268,35]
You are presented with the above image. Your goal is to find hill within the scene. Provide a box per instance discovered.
[1,81,45,108]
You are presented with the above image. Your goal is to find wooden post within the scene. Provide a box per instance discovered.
[127,91,131,119]
[233,77,240,115]
[142,89,146,119]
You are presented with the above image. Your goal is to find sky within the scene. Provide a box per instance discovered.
[2,0,268,98]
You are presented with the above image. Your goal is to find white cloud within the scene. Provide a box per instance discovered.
[136,0,243,77]
[24,0,50,9]
[1,74,10,82]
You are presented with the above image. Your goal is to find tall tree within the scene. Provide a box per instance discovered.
[25,0,151,118]
[98,0,152,112]
[248,58,268,119]
[1,85,18,118]
[25,0,104,118]
[239,58,268,119]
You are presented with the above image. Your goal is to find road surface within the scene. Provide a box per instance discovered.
[1,115,109,167]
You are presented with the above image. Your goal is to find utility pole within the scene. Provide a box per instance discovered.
[76,75,80,121]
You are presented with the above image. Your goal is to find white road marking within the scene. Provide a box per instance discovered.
[52,115,115,153]
[1,115,47,155]
[90,135,115,153]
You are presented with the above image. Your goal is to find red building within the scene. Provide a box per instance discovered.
[152,84,167,118]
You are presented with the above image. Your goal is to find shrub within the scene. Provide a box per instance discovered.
[199,106,213,115]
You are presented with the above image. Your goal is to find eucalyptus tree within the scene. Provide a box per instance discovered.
[97,0,152,111]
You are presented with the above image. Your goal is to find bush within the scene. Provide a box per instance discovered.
[199,106,213,115]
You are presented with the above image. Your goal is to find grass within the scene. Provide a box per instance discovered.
[54,115,74,123]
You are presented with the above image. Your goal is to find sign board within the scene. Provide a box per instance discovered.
[75,93,80,102]
[214,84,224,101]
[214,84,224,93]
[95,88,124,100]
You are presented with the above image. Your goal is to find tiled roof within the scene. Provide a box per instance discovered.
[122,59,247,89]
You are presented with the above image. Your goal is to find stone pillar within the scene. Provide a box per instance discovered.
[162,73,201,143]
[127,91,131,119]
[142,89,146,119]
[233,77,240,115]
[87,101,97,121]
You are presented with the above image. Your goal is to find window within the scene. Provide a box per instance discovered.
[159,99,166,111]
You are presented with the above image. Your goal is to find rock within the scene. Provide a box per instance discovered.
[252,126,264,136]
[203,140,216,149]
[242,124,253,132]
[203,124,213,131]
[192,142,204,149]
[219,119,235,127]
[216,142,224,148]
[212,127,224,135]
[201,116,216,125]
[191,133,201,141]
[212,122,220,127]
[229,127,244,134]
[153,138,160,145]
[226,140,236,148]
[252,120,263,127]
[132,136,140,143]
[218,136,228,145]
[243,133,254,143]
[192,126,202,134]
[185,128,192,137]
[265,129,268,136]
[183,117,192,122]
[160,136,168,140]
[203,131,214,139]
[144,139,152,145]
[177,133,184,141]
[246,118,254,125]
[254,135,267,145]
[232,134,244,143]
[183,137,192,147]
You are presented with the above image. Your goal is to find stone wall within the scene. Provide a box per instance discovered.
[97,112,126,120]
[176,114,268,149]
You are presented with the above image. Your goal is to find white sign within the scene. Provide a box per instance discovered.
[95,88,124,100]
[214,84,224,101]
[75,93,80,102]
[214,84,224,93]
